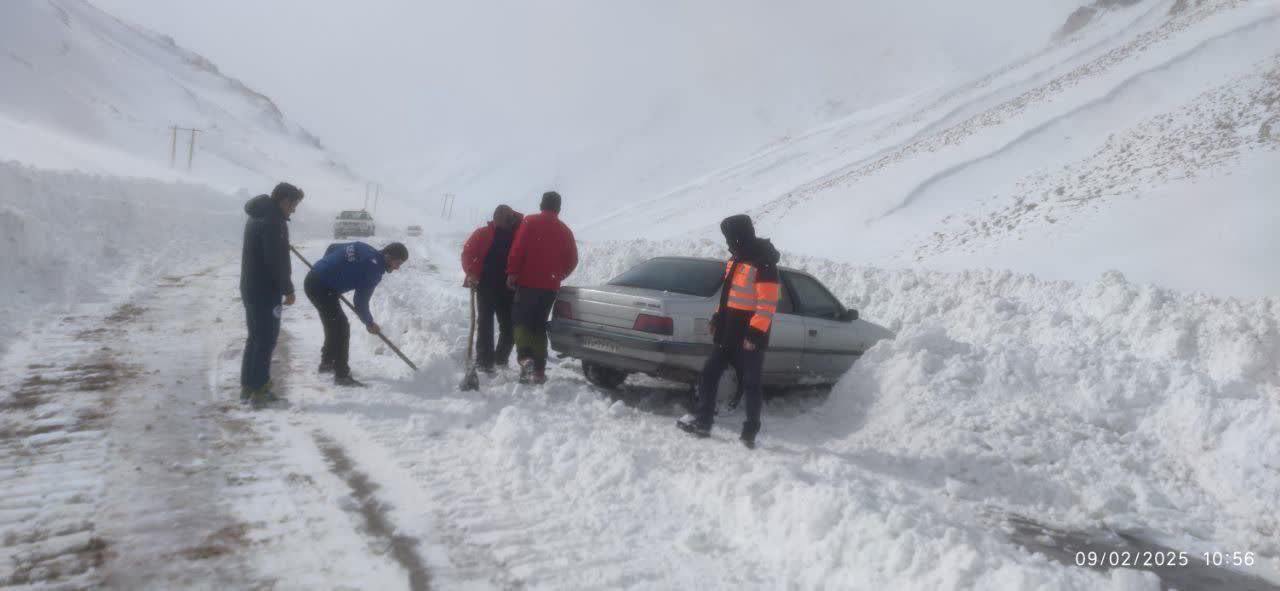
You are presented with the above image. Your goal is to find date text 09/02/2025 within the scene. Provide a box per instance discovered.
[1074,551,1256,568]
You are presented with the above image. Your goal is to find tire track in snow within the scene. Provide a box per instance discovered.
[312,432,433,591]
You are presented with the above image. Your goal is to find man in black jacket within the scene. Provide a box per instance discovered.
[677,214,781,448]
[462,205,522,373]
[240,182,304,406]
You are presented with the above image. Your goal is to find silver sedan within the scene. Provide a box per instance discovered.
[548,256,892,393]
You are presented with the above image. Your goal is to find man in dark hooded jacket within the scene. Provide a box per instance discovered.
[461,204,522,372]
[677,214,780,448]
[240,182,304,406]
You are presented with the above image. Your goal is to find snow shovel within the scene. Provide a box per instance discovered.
[459,287,480,391]
[289,245,419,372]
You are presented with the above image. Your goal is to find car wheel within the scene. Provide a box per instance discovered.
[582,362,628,390]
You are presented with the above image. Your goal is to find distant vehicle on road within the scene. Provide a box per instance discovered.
[333,210,375,239]
[407,225,423,237]
[549,256,892,397]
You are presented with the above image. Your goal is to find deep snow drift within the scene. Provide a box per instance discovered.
[0,160,242,350]
[292,233,1279,589]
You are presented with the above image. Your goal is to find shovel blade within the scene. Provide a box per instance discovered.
[459,368,480,391]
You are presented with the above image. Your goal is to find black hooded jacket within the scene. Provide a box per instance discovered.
[240,195,294,298]
[713,236,781,350]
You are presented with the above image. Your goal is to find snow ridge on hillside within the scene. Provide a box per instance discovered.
[916,51,1280,259]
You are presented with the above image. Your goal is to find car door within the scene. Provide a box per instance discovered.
[761,279,805,381]
[785,271,860,381]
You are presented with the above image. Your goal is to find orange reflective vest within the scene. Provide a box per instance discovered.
[720,259,780,334]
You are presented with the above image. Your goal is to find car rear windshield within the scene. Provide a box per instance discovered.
[339,211,370,220]
[608,258,725,297]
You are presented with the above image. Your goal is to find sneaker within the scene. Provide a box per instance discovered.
[318,359,335,374]
[334,375,367,388]
[676,414,711,438]
[518,359,535,384]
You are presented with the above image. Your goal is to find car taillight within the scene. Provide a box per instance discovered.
[633,313,673,335]
[553,300,573,320]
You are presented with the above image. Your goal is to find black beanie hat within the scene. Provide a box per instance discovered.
[382,242,409,261]
[720,214,755,247]
[271,182,304,203]
[540,191,562,213]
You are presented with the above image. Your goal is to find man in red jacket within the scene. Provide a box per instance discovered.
[507,191,578,384]
[461,204,522,372]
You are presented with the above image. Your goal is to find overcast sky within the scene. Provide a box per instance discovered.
[91,0,1077,216]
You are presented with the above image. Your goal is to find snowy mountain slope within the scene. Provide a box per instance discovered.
[0,0,370,212]
[580,0,1280,296]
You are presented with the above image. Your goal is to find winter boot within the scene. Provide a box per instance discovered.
[334,374,367,388]
[518,359,535,384]
[676,414,711,438]
[251,386,282,410]
[740,421,760,450]
[239,386,254,405]
[318,359,335,374]
[531,369,548,385]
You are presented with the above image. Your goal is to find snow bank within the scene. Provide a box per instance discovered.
[578,238,1280,569]
[345,235,1276,587]
[0,160,242,350]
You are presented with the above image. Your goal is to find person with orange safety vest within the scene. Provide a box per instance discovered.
[677,214,780,448]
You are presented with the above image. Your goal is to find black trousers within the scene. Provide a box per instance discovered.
[304,272,351,378]
[514,287,558,371]
[475,285,514,368]
[695,345,764,431]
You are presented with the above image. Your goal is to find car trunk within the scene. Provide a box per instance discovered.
[559,285,701,333]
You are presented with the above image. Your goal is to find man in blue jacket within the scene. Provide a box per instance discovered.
[304,241,409,386]
[240,182,304,407]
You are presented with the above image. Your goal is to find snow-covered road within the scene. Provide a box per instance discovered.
[3,235,1278,590]
[0,261,433,589]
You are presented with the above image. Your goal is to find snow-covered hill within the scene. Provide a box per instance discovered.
[581,0,1280,297]
[0,0,373,213]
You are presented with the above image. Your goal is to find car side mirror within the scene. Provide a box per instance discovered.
[840,308,858,322]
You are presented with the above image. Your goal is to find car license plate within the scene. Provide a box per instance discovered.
[580,336,619,354]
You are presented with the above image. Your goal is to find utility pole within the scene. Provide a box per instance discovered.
[440,193,456,219]
[170,126,202,170]
[186,129,201,172]
[373,183,381,216]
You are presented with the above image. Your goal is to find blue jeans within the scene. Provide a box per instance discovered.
[241,291,281,391]
[695,345,764,431]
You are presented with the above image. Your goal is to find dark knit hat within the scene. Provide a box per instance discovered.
[540,191,562,213]
[382,242,409,261]
[720,214,755,247]
[271,182,304,203]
